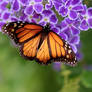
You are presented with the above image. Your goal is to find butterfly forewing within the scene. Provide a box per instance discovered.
[2,21,43,44]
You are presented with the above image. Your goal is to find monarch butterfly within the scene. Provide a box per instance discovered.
[2,21,77,66]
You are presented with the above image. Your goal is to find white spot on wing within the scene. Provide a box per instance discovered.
[68,50,72,54]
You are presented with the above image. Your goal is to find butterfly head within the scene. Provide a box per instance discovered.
[44,23,51,32]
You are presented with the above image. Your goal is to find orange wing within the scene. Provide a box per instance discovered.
[36,36,50,64]
[49,32,65,58]
[21,34,41,59]
[21,34,51,64]
[2,22,77,65]
[48,32,77,66]
[2,21,43,44]
[35,32,77,65]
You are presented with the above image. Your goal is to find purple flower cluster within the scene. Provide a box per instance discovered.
[0,0,92,68]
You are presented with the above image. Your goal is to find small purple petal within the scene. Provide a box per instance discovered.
[0,12,2,18]
[61,27,70,32]
[72,5,83,11]
[79,5,87,15]
[20,13,27,21]
[65,18,73,24]
[71,0,80,5]
[70,36,80,44]
[20,0,29,4]
[25,18,31,22]
[30,19,36,23]
[79,20,89,31]
[11,17,18,22]
[34,4,43,13]
[59,33,68,41]
[51,27,60,33]
[66,0,72,7]
[0,1,8,10]
[88,8,92,17]
[69,10,78,20]
[56,24,62,29]
[76,43,81,49]
[13,0,20,11]
[79,15,84,20]
[53,0,62,3]
[61,27,72,39]
[39,21,46,26]
[34,0,42,2]
[88,18,92,29]
[33,12,42,20]
[59,6,68,17]
[53,2,62,10]
[33,13,39,19]
[70,44,77,53]
[50,24,55,29]
[76,52,83,60]
[45,1,53,9]
[73,19,81,28]
[25,5,33,15]
[42,10,52,16]
[60,20,67,28]
[50,14,57,24]
[71,26,80,35]
[62,0,67,3]
[0,22,5,31]
[0,0,4,2]
[2,12,10,20]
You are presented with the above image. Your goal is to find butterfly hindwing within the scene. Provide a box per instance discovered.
[21,34,41,60]
[48,32,77,66]
[36,35,51,64]
[48,32,65,58]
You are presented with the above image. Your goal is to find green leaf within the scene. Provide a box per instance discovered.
[83,0,92,7]
[60,77,80,92]
[80,29,92,64]
[6,3,11,9]
[59,64,81,92]
[81,70,92,88]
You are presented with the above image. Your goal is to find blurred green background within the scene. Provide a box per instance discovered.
[0,0,92,92]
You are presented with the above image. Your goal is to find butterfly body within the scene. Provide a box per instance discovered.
[2,21,77,66]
